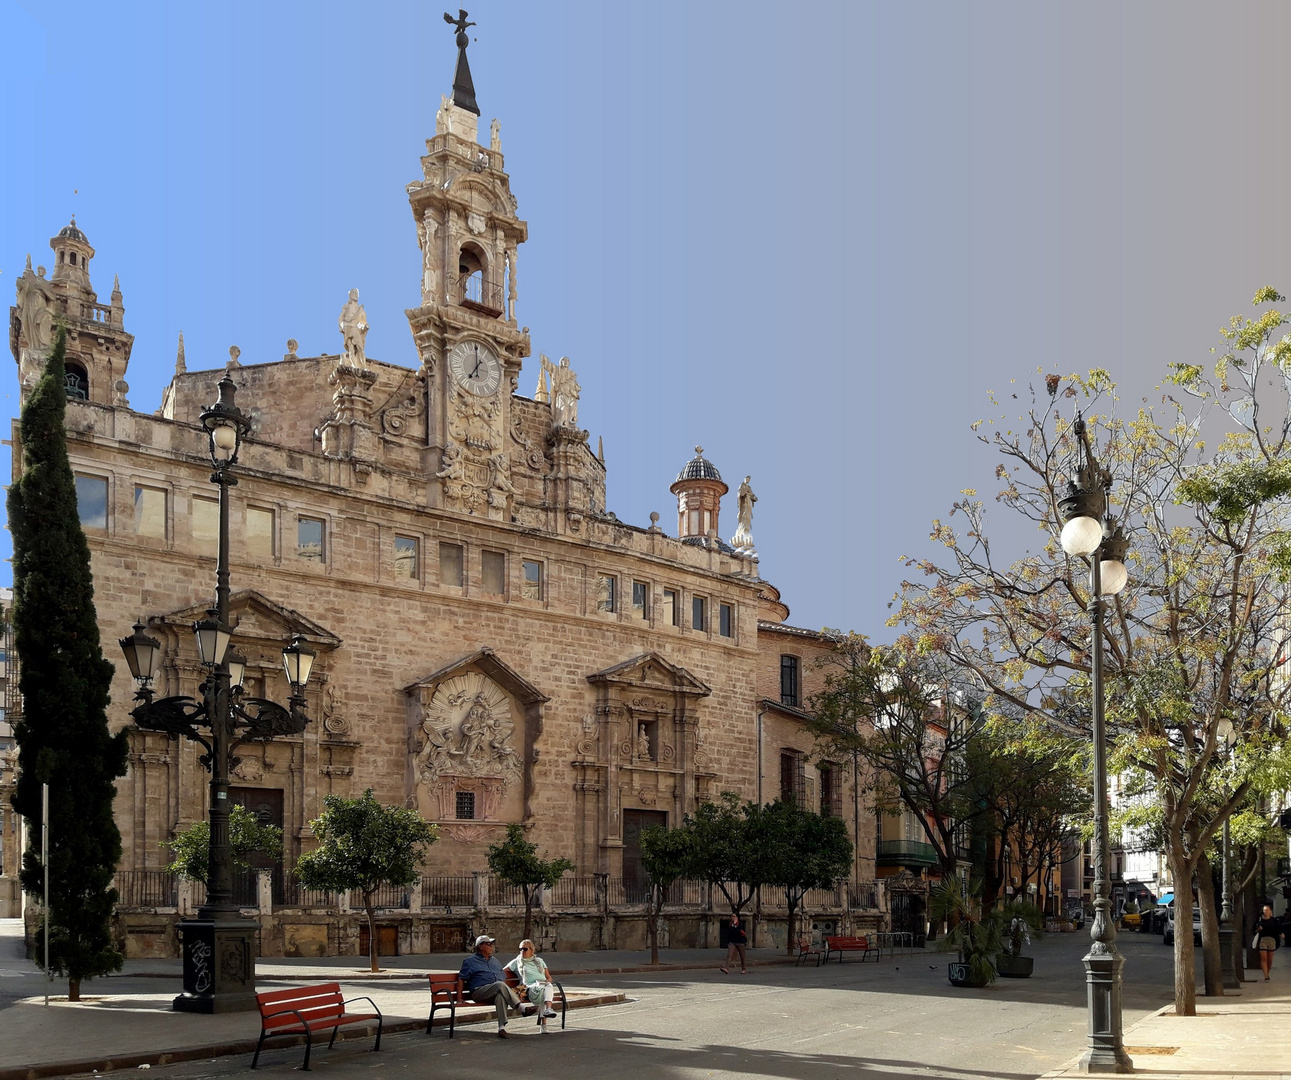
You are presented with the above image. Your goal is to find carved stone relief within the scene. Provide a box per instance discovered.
[441,388,510,515]
[414,671,522,786]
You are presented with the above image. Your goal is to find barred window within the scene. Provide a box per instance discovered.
[455,792,476,820]
[780,655,800,707]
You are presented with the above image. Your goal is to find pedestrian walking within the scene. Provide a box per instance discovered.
[720,914,748,974]
[1254,904,1285,980]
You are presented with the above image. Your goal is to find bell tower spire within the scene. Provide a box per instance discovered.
[443,9,480,115]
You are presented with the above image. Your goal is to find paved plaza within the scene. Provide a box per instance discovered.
[4,919,1289,1079]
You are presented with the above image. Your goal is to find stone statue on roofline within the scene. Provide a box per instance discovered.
[339,288,369,367]
[542,354,581,428]
[732,475,757,553]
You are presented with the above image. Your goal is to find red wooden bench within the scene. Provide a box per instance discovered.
[796,937,825,967]
[426,974,470,1037]
[824,935,878,963]
[252,982,382,1070]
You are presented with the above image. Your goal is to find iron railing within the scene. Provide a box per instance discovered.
[352,883,410,910]
[114,870,178,908]
[422,875,476,909]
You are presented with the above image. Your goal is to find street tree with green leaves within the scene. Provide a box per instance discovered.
[8,330,129,1000]
[164,805,283,883]
[682,792,770,920]
[295,790,437,972]
[890,293,1291,1014]
[758,799,852,954]
[486,823,575,943]
[638,823,693,965]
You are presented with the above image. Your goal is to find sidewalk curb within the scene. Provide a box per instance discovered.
[109,956,804,980]
[0,992,628,1080]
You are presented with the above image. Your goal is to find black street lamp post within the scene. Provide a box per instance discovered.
[1216,717,1241,989]
[1058,416,1133,1074]
[118,375,316,1013]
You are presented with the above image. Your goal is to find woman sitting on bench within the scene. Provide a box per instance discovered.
[504,939,560,1031]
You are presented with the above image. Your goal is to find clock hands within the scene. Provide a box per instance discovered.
[470,345,482,378]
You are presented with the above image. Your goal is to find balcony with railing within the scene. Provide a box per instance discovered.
[452,272,505,317]
[876,839,939,868]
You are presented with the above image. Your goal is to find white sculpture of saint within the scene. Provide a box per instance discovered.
[490,118,501,153]
[637,724,652,760]
[732,475,757,551]
[16,260,55,356]
[339,288,369,366]
[542,355,581,428]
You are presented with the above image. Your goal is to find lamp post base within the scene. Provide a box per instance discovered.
[1078,945,1134,1073]
[172,914,259,1013]
[1218,926,1242,991]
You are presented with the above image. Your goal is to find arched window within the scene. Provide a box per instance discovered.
[457,243,501,315]
[65,363,89,400]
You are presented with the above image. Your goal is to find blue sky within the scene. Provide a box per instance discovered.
[3,1,1291,636]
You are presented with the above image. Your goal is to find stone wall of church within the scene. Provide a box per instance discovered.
[50,391,771,888]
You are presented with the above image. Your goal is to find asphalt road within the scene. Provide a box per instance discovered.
[85,929,1187,1080]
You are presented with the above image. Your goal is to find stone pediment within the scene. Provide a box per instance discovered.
[403,647,549,706]
[152,590,341,651]
[586,653,711,698]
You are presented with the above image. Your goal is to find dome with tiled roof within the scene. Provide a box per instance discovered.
[57,217,87,243]
[676,446,722,483]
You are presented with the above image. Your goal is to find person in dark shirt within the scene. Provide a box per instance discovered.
[720,914,748,974]
[1254,904,1285,981]
[457,935,532,1036]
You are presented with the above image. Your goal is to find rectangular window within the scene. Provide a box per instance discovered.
[482,550,506,595]
[440,542,464,587]
[662,589,678,627]
[394,535,419,581]
[191,495,218,547]
[632,581,648,619]
[780,655,800,707]
[780,750,805,805]
[719,602,733,638]
[597,575,616,613]
[134,485,167,539]
[820,765,839,817]
[297,516,325,562]
[246,507,275,560]
[688,508,700,534]
[75,475,108,530]
[692,595,706,632]
[522,559,543,600]
[455,791,476,820]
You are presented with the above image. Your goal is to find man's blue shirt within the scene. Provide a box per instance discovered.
[458,951,506,991]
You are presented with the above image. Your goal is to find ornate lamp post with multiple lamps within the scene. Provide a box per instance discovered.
[118,374,316,1013]
[1058,415,1134,1075]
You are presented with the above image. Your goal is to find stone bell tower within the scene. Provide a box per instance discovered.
[405,11,531,514]
[9,217,134,406]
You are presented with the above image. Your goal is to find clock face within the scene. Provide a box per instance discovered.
[448,340,502,397]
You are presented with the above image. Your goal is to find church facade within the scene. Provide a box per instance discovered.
[5,33,881,953]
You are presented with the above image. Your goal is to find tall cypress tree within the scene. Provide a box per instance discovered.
[8,328,128,999]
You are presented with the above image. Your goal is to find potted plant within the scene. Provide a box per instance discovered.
[930,877,1001,988]
[994,899,1042,978]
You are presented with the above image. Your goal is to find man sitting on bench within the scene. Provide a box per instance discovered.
[458,935,533,1038]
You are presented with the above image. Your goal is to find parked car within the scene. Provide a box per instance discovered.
[1162,903,1202,945]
